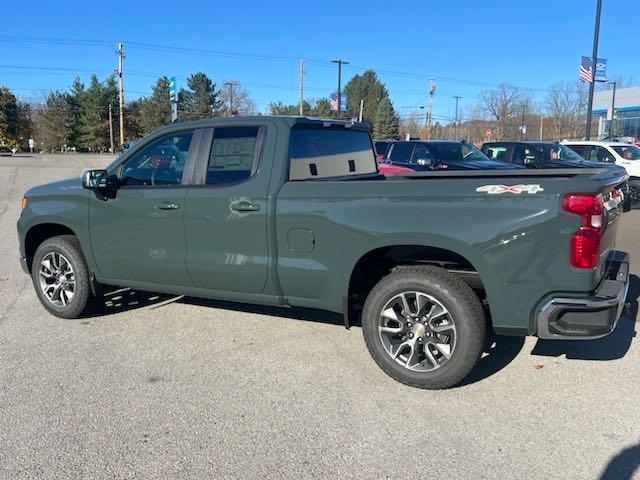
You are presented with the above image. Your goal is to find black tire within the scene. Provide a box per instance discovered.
[362,265,485,389]
[628,179,640,210]
[31,235,92,319]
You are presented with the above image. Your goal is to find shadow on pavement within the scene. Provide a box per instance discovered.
[459,331,525,386]
[599,442,640,480]
[82,287,176,318]
[531,274,639,361]
[182,297,345,326]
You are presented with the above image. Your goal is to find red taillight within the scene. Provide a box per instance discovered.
[562,193,603,269]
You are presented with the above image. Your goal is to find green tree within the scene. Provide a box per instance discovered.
[16,101,34,149]
[268,100,312,115]
[179,72,223,120]
[309,98,332,118]
[0,86,18,148]
[76,75,117,151]
[38,91,74,152]
[344,70,389,123]
[139,76,171,134]
[372,97,399,139]
[124,100,144,140]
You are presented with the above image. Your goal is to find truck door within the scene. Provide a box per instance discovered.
[183,125,271,293]
[89,129,196,286]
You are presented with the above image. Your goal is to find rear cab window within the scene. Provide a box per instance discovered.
[289,127,378,180]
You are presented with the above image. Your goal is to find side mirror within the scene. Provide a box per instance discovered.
[416,158,433,168]
[82,169,118,190]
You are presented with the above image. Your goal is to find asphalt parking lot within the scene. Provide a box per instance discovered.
[0,154,638,480]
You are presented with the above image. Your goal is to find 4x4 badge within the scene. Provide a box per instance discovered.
[476,184,544,194]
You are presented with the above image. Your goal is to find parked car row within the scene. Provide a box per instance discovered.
[373,138,638,208]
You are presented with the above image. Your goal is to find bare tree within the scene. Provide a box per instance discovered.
[219,81,257,116]
[545,81,588,140]
[479,83,530,140]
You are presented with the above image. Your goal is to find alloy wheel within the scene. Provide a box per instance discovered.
[378,291,456,372]
[38,252,76,307]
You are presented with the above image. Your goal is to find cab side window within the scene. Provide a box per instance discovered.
[410,146,433,164]
[568,145,588,158]
[121,131,193,186]
[207,127,259,185]
[589,146,615,163]
[387,143,414,164]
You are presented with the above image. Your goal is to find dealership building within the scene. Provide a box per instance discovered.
[593,86,640,140]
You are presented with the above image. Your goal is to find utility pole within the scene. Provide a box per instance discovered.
[299,59,304,116]
[108,104,114,153]
[539,114,544,141]
[519,103,527,140]
[453,96,461,139]
[585,0,603,140]
[116,42,125,147]
[427,77,436,139]
[608,80,617,138]
[331,59,349,119]
[224,81,239,116]
[358,99,364,122]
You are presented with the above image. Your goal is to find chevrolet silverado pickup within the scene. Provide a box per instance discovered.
[17,116,630,389]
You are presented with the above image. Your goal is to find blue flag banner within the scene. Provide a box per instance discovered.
[595,59,607,82]
[329,92,347,111]
[169,77,177,102]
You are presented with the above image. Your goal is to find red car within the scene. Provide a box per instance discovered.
[378,162,413,174]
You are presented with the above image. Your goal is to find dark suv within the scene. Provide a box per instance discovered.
[386,140,521,171]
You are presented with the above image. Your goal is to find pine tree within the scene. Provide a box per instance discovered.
[139,76,171,134]
[38,92,74,152]
[344,70,389,123]
[179,72,223,120]
[0,86,18,148]
[373,97,400,139]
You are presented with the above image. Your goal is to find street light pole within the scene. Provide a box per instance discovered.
[609,80,617,138]
[453,96,461,139]
[331,59,349,119]
[585,0,603,140]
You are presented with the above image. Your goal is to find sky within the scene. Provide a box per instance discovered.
[1,0,637,122]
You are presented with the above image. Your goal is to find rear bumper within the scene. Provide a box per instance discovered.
[536,251,629,340]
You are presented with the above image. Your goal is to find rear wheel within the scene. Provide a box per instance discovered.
[32,235,92,319]
[361,266,485,389]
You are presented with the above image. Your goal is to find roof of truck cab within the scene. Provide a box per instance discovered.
[147,115,371,134]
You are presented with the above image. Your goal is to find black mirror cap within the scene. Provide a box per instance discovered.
[82,169,118,190]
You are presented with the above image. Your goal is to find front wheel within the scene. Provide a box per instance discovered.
[31,235,92,319]
[362,266,485,389]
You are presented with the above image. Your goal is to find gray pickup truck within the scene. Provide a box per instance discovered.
[17,116,630,389]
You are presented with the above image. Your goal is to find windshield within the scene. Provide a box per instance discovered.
[460,143,492,161]
[613,145,640,160]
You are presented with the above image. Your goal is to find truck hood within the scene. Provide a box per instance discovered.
[25,176,84,197]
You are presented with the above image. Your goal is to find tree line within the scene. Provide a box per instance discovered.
[0,69,401,153]
[1,69,630,153]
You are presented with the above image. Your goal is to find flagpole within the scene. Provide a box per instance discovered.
[585,0,602,140]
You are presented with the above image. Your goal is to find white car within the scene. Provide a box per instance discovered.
[563,140,640,207]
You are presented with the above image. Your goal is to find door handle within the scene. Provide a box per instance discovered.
[155,202,180,210]
[230,201,260,212]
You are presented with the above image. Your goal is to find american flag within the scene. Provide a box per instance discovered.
[329,92,339,111]
[579,56,593,83]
